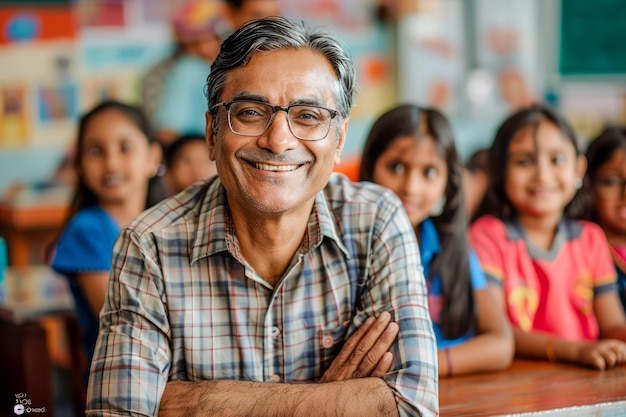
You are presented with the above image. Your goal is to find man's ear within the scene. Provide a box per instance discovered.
[205,111,216,161]
[334,118,349,165]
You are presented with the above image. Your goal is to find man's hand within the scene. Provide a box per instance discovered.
[320,311,399,382]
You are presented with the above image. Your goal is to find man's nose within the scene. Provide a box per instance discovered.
[258,111,299,154]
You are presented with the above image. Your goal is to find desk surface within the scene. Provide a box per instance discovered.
[0,200,69,266]
[440,359,626,416]
[0,201,68,230]
[0,265,74,323]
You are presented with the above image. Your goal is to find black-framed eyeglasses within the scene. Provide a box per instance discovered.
[593,175,626,200]
[210,100,339,141]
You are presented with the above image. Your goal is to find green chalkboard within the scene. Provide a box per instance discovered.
[560,0,626,75]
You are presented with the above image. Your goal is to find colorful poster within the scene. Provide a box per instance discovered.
[0,7,76,44]
[0,84,29,146]
[75,0,126,29]
[37,82,78,123]
[397,0,465,117]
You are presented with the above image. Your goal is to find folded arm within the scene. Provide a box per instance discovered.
[160,378,398,417]
[160,312,401,417]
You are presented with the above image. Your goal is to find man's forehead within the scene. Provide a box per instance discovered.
[219,49,338,104]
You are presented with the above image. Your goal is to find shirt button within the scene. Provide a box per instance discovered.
[270,374,281,382]
[322,335,334,348]
[271,326,281,338]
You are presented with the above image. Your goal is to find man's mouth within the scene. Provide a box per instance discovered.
[254,162,300,172]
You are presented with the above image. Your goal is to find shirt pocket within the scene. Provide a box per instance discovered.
[318,317,353,375]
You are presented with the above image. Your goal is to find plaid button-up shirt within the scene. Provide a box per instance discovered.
[87,173,438,417]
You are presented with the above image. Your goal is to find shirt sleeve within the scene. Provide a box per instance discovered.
[584,222,618,295]
[469,216,506,286]
[86,227,172,416]
[360,195,439,417]
[51,211,114,274]
[468,250,488,290]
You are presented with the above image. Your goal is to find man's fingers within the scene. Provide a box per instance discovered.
[320,312,398,382]
[370,352,394,378]
[346,312,392,367]
[332,316,376,365]
[356,322,398,376]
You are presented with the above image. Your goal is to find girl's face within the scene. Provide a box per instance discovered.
[80,109,159,209]
[372,135,448,227]
[167,140,217,194]
[592,148,626,239]
[505,119,585,221]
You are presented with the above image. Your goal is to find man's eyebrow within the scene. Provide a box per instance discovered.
[230,93,327,107]
[231,92,268,103]
[291,98,327,107]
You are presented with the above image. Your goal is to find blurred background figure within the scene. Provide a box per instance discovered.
[49,100,163,399]
[221,0,281,31]
[583,127,626,311]
[359,104,513,377]
[163,133,216,195]
[143,0,227,145]
[463,148,489,220]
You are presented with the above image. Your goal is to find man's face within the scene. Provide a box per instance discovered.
[206,48,347,217]
[230,0,281,28]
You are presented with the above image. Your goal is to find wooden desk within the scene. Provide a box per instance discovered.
[440,359,626,416]
[0,201,68,267]
[0,265,82,417]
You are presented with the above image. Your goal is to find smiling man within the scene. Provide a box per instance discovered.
[86,17,438,417]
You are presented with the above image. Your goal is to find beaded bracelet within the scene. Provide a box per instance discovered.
[545,338,557,362]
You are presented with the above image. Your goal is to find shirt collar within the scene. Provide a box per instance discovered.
[309,190,350,257]
[504,217,582,262]
[191,178,230,263]
[418,218,440,265]
[190,179,350,263]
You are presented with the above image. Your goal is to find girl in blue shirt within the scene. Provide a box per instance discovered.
[359,103,513,376]
[50,100,164,384]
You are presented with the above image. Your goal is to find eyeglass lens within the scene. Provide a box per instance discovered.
[227,101,334,140]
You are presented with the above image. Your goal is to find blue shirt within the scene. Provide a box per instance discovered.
[418,218,487,349]
[51,205,121,368]
[154,54,211,136]
[615,258,626,311]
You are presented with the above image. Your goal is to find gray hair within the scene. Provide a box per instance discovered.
[206,16,357,134]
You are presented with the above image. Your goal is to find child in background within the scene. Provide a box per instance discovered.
[163,133,216,195]
[50,100,163,381]
[583,127,626,311]
[151,0,226,144]
[470,103,626,370]
[463,148,489,220]
[360,104,513,377]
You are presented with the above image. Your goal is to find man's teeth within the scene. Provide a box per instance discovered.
[255,163,298,172]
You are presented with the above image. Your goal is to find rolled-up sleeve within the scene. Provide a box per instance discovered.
[86,229,172,416]
[362,201,439,417]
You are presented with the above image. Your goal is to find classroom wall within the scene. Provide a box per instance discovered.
[0,0,396,196]
[397,0,626,161]
[0,0,173,195]
[2,0,626,196]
